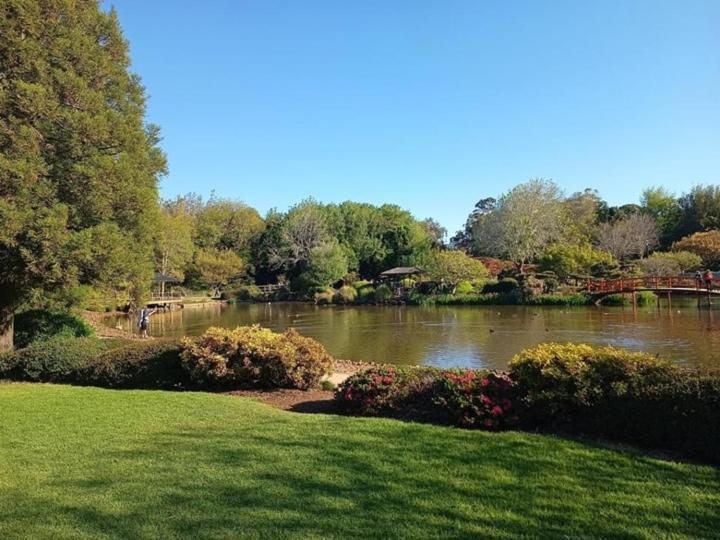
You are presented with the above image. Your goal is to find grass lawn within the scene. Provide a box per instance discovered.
[0,383,718,539]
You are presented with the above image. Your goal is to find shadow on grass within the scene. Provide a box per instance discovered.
[7,414,719,539]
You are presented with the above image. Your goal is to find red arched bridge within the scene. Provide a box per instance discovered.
[583,275,719,304]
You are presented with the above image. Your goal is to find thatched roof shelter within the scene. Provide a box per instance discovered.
[378,267,423,280]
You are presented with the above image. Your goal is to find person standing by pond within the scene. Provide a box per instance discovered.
[138,308,157,338]
[703,269,714,291]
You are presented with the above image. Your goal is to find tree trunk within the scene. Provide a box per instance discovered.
[0,304,14,352]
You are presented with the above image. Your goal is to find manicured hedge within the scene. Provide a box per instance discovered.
[80,340,187,389]
[508,343,678,425]
[336,366,520,429]
[508,342,719,462]
[337,343,720,463]
[0,336,118,383]
[14,309,94,349]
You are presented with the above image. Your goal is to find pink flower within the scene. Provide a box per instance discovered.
[490,405,503,417]
[480,394,493,406]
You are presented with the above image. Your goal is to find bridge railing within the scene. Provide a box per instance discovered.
[149,291,186,303]
[584,276,713,294]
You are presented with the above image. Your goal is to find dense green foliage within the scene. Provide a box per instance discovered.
[2,384,718,538]
[180,326,333,389]
[422,250,489,289]
[13,309,94,349]
[509,343,719,462]
[639,250,703,275]
[539,243,619,279]
[509,343,678,422]
[0,0,166,348]
[80,340,186,389]
[601,291,656,306]
[673,230,720,268]
[0,336,118,383]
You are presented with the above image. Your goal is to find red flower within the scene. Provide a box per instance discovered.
[481,394,493,406]
[490,405,503,417]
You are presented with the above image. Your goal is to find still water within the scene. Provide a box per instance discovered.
[115,301,720,370]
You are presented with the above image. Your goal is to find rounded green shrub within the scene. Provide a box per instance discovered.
[352,280,372,291]
[14,309,94,349]
[454,280,474,295]
[333,285,357,304]
[374,284,393,302]
[180,325,334,389]
[235,285,263,302]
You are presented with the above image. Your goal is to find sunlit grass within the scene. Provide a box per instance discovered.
[0,383,718,539]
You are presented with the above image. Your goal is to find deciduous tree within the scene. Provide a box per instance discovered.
[472,179,565,272]
[424,251,489,288]
[596,214,658,260]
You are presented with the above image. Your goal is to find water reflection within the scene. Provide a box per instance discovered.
[109,301,720,370]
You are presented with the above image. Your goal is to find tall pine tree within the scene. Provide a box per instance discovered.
[0,1,166,349]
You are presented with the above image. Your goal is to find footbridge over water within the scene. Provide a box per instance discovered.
[583,276,720,306]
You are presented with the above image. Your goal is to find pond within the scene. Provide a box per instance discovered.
[112,301,720,371]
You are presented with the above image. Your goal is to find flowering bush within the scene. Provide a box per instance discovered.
[180,325,333,389]
[433,370,519,430]
[336,366,520,429]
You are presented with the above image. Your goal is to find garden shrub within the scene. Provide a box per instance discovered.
[0,336,118,383]
[352,280,372,291]
[356,286,376,304]
[582,372,720,463]
[80,340,187,389]
[454,280,474,295]
[529,293,590,306]
[314,288,335,305]
[180,325,333,389]
[482,278,519,294]
[601,291,656,306]
[14,309,95,349]
[508,343,679,426]
[336,366,520,429]
[235,285,264,302]
[333,285,358,304]
[374,284,393,302]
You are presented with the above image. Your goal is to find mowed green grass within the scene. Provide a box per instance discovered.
[0,384,718,539]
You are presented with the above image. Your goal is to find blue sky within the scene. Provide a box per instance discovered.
[106,0,719,235]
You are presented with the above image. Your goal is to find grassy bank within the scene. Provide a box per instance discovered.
[1,383,718,539]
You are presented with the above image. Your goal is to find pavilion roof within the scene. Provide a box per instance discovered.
[379,266,423,277]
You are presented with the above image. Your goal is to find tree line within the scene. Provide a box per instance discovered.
[452,180,720,277]
[1,1,718,350]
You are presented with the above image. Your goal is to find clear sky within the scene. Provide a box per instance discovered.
[105,0,720,235]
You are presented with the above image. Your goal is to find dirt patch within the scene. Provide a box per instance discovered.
[227,388,338,414]
[227,359,379,413]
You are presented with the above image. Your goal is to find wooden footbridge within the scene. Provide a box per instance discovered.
[583,275,720,306]
[146,292,218,308]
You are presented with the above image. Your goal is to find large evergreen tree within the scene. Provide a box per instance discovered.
[0,1,166,349]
